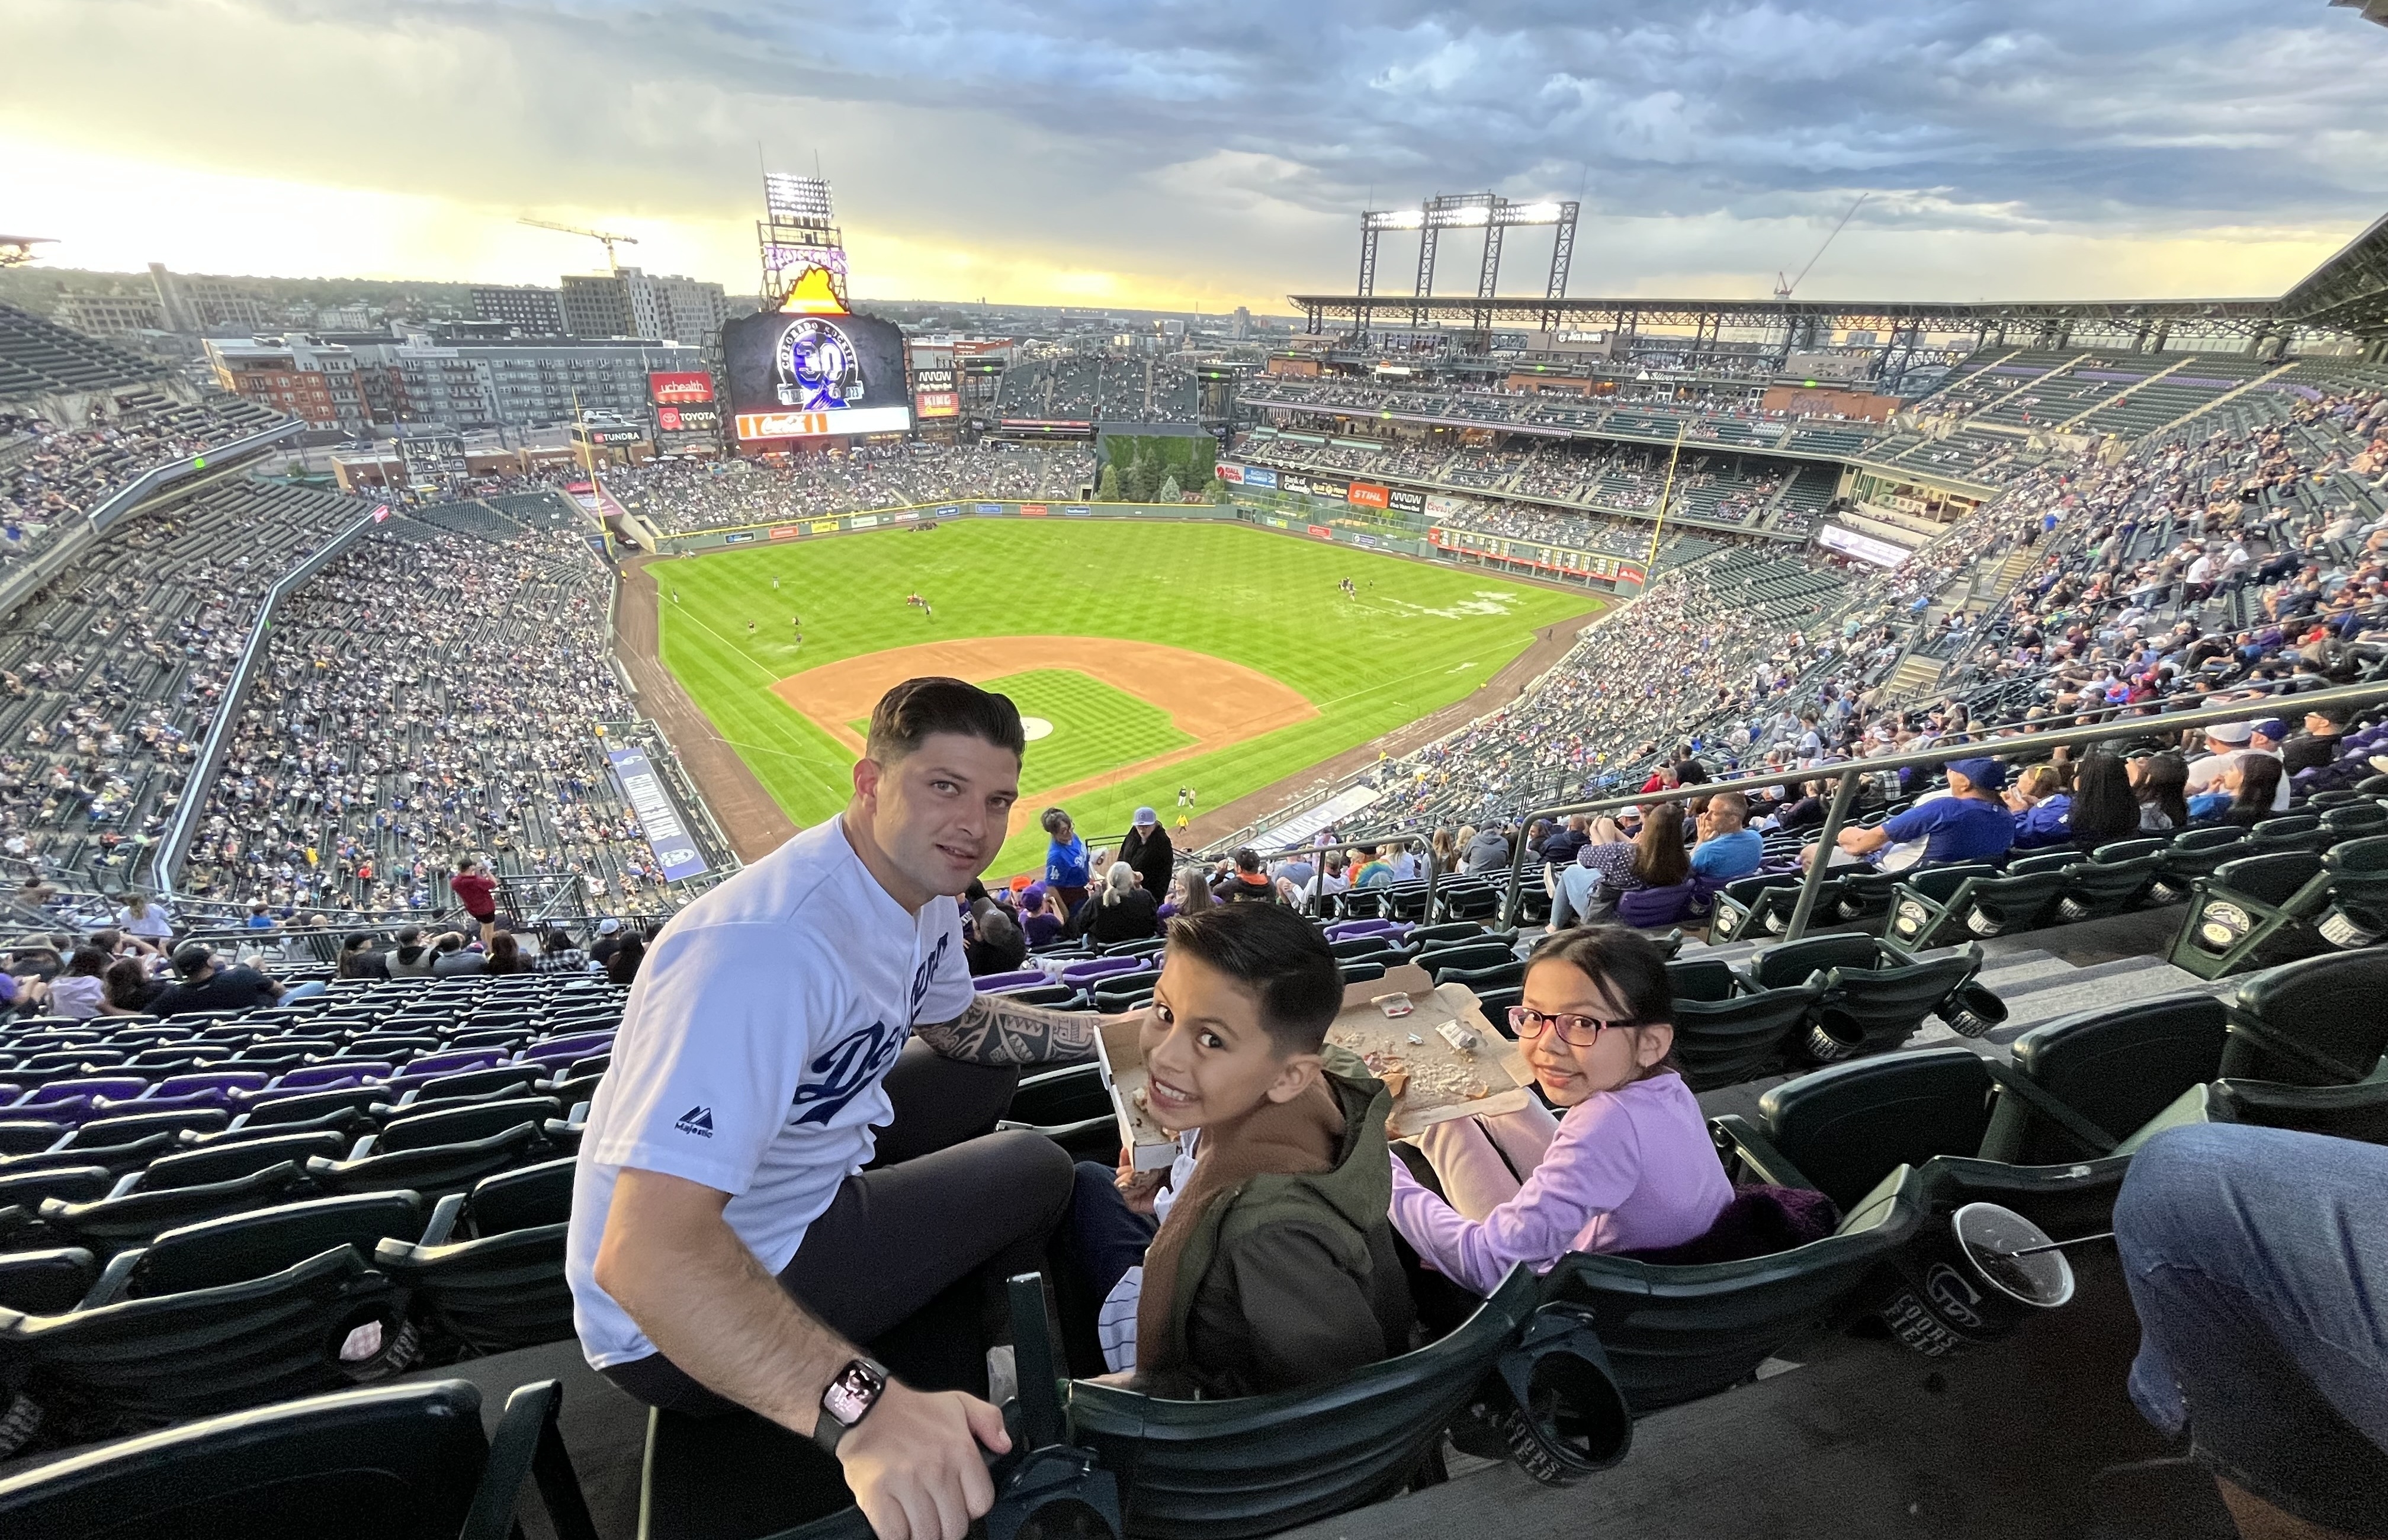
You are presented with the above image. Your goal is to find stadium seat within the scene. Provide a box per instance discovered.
[304,1123,547,1199]
[1065,1264,1551,1539]
[2218,949,2388,1085]
[0,1247,95,1315]
[2169,838,2388,978]
[375,1159,574,1358]
[2051,839,2168,922]
[1978,995,2229,1165]
[36,1162,313,1259]
[0,1377,599,1540]
[1705,870,1818,942]
[2207,1076,2388,1144]
[1665,960,1822,1091]
[0,1120,70,1155]
[1882,856,2071,954]
[136,1131,351,1190]
[2145,826,2251,904]
[1533,1164,1922,1410]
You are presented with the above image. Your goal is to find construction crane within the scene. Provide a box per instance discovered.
[518,218,640,273]
[1774,193,1869,302]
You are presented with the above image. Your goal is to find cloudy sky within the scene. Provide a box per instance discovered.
[4,0,2384,312]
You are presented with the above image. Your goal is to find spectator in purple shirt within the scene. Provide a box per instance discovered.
[1388,926,1733,1294]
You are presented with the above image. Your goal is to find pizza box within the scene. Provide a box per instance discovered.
[1096,962,1530,1171]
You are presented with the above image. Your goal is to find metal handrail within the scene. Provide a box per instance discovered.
[1496,675,2388,939]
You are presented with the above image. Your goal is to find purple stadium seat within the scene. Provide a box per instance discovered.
[524,1029,615,1060]
[13,1076,150,1111]
[1058,957,1145,987]
[274,1061,393,1092]
[148,1071,272,1100]
[971,970,1047,994]
[406,1049,507,1079]
[1325,918,1410,943]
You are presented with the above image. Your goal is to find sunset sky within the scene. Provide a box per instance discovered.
[4,0,2384,311]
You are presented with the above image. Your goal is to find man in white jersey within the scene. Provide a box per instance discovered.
[570,677,1101,1540]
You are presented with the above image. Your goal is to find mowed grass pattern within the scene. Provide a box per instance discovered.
[978,669,1193,792]
[655,519,1593,874]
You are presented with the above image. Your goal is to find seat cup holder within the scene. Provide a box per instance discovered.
[1936,983,2007,1040]
[2317,903,2384,950]
[1882,1201,2081,1358]
[1488,1304,1632,1486]
[1804,1008,1865,1063]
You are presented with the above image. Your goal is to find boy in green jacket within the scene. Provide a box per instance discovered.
[1065,902,1414,1398]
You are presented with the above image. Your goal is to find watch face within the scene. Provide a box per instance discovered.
[823,1361,884,1426]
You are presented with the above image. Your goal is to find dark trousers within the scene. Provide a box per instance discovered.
[1062,1160,1157,1305]
[602,1042,1074,1415]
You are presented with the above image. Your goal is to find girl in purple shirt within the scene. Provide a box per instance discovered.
[1389,927,1733,1295]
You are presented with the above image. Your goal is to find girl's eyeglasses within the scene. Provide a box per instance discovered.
[1507,1006,1633,1047]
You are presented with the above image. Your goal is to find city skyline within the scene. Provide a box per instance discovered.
[4,1,2386,313]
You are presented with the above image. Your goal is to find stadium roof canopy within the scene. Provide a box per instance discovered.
[2278,210,2388,341]
[1289,205,2388,357]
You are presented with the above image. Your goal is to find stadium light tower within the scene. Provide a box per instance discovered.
[1354,194,1578,343]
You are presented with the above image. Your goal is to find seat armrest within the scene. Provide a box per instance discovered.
[567,1101,591,1125]
[348,1133,380,1161]
[82,1247,145,1310]
[105,1170,143,1199]
[1709,1114,1820,1191]
[1980,1060,2118,1157]
[462,1379,601,1540]
[420,1191,468,1247]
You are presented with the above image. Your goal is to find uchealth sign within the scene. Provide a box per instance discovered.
[606,748,710,882]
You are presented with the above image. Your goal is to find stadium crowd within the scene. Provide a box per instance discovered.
[0,392,283,569]
[605,442,1096,532]
[994,352,1202,421]
[1368,370,2388,834]
[179,518,682,916]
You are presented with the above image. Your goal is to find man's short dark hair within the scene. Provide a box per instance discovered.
[341,931,374,952]
[171,942,213,977]
[1166,903,1341,1056]
[1233,846,1262,873]
[865,677,1026,765]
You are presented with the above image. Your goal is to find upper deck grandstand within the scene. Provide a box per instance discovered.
[3,10,2388,1539]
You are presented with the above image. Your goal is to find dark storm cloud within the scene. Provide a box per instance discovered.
[614,0,2386,230]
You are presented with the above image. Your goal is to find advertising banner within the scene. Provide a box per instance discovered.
[1240,464,1278,490]
[911,365,959,419]
[1063,505,1092,517]
[1817,523,1913,568]
[1347,482,1390,510]
[810,519,839,534]
[1307,524,1334,539]
[1020,503,1048,516]
[723,531,758,544]
[935,505,961,519]
[850,514,880,529]
[723,307,913,441]
[1215,461,1245,483]
[606,747,710,883]
[1424,493,1478,520]
[1302,474,1350,500]
[649,371,715,405]
[1388,487,1427,515]
[975,502,1004,516]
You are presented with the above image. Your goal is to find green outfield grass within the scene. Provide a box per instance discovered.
[655,519,1594,875]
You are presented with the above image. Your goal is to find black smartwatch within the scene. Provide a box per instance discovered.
[814,1356,890,1455]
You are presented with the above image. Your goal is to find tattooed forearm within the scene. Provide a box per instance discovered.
[915,992,1102,1065]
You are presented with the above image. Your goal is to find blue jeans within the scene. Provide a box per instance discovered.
[1064,1161,1156,1304]
[2116,1125,2388,1534]
[282,981,328,1001]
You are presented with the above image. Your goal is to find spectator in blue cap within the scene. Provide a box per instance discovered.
[1824,756,2015,869]
[1120,805,1174,901]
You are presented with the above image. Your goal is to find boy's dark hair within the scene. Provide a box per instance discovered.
[865,676,1025,765]
[1233,846,1263,873]
[1166,902,1341,1056]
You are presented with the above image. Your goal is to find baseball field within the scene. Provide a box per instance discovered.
[653,518,1596,875]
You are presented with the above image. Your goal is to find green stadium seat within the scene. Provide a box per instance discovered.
[36,1163,312,1259]
[1979,995,2227,1165]
[0,1247,95,1316]
[1666,959,1822,1091]
[375,1159,574,1358]
[2218,949,2388,1085]
[1533,1164,1922,1410]
[0,1377,600,1540]
[304,1124,546,1201]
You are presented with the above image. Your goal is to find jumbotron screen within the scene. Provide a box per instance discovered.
[723,309,913,441]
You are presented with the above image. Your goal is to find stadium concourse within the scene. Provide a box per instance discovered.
[1,276,2387,1540]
